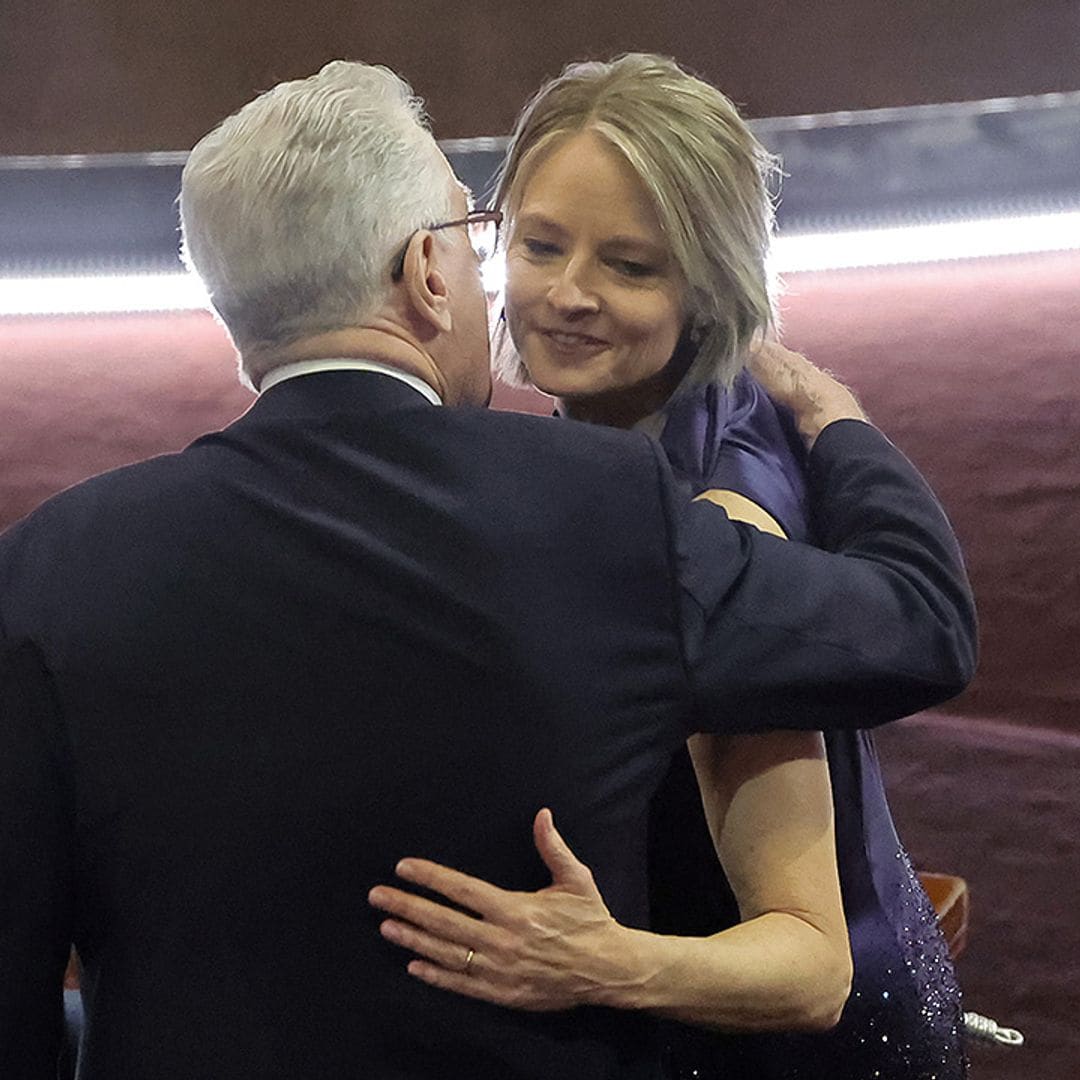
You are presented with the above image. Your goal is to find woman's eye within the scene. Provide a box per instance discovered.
[522,237,560,257]
[611,259,655,278]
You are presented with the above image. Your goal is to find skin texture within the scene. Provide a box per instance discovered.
[504,130,688,428]
[419,170,496,407]
[746,342,866,450]
[694,488,786,537]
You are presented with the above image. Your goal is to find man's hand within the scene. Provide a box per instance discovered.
[368,809,641,1011]
[749,341,867,450]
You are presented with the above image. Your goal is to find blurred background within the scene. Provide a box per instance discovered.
[2,3,1078,1076]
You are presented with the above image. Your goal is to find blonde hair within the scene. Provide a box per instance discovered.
[180,60,454,390]
[493,53,779,391]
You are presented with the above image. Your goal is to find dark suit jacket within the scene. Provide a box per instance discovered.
[0,371,975,1079]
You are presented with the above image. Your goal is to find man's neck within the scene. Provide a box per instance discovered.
[253,324,446,401]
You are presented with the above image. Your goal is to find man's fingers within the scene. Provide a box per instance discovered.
[748,341,866,448]
[532,809,599,896]
[747,341,810,403]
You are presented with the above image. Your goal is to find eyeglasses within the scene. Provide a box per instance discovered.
[390,209,503,280]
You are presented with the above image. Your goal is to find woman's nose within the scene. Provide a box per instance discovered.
[546,262,600,314]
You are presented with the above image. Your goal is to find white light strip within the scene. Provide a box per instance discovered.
[771,210,1080,272]
[0,272,211,316]
[3,209,1080,317]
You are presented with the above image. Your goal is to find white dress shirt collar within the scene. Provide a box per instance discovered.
[259,358,443,405]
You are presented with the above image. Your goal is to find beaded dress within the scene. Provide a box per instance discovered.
[647,374,967,1080]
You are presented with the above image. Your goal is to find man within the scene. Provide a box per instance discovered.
[0,62,974,1079]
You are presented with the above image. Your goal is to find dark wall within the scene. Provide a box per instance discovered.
[4,0,1080,154]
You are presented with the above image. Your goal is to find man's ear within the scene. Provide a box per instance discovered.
[400,231,453,334]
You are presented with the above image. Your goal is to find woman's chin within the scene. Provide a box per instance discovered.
[530,381,609,409]
[521,368,596,402]
[520,357,637,410]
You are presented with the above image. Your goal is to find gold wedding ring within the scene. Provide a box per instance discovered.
[463,948,476,975]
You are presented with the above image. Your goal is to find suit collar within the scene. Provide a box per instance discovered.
[260,359,441,405]
[243,368,441,424]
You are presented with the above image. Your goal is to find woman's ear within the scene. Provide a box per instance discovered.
[400,231,453,334]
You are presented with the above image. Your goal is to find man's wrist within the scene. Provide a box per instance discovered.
[806,414,872,451]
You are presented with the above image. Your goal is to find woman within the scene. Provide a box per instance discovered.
[370,54,965,1079]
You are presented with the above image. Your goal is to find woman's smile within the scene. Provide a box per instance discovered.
[539,328,611,356]
[504,129,686,423]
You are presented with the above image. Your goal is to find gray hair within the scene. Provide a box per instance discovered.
[180,60,455,389]
[493,53,780,392]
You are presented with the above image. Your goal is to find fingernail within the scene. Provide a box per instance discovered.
[396,858,416,876]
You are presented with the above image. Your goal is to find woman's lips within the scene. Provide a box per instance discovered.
[540,329,609,356]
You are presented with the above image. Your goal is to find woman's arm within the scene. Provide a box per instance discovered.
[643,488,849,1028]
[368,727,850,1032]
[671,729,851,1030]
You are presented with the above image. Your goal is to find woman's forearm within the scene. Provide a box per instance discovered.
[369,795,851,1028]
[603,911,851,1031]
[599,728,853,1031]
[370,720,853,1033]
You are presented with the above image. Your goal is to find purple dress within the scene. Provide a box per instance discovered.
[647,374,967,1080]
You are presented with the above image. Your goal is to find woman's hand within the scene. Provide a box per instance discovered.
[368,808,642,1011]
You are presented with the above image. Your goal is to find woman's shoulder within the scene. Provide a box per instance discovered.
[659,372,813,541]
